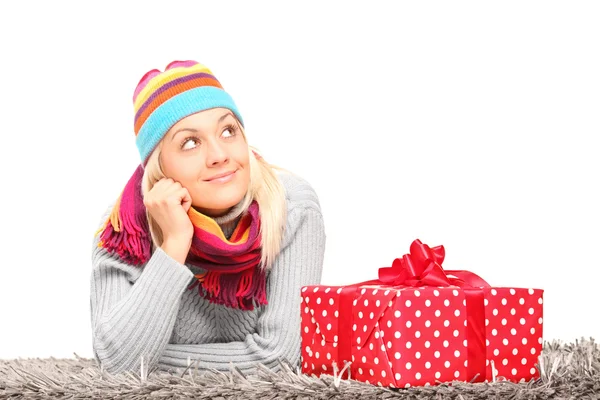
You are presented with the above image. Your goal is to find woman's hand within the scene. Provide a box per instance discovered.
[144,178,193,264]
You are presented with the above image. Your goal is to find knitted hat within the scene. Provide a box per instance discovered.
[133,60,244,165]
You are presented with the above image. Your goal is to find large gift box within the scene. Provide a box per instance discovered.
[300,239,544,388]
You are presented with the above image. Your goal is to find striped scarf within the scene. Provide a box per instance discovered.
[94,165,266,310]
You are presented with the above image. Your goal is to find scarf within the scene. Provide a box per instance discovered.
[94,165,267,311]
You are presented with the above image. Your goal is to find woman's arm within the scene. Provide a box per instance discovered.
[89,203,194,375]
[157,204,326,377]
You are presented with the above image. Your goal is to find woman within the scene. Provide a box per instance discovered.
[90,60,326,377]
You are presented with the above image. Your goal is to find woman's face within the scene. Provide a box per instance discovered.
[159,107,250,217]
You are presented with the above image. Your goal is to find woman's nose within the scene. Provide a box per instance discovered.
[205,140,229,165]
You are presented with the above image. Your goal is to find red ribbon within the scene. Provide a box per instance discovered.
[337,239,491,383]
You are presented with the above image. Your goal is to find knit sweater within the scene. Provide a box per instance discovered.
[89,171,326,376]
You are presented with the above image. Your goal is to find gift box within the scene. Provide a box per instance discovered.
[300,239,544,388]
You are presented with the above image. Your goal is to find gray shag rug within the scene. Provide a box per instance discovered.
[1,338,598,399]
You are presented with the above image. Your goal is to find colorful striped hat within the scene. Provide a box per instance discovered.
[133,60,244,165]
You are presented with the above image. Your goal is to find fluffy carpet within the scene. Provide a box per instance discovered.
[1,338,598,399]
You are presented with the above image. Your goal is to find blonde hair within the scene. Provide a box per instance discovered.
[141,122,288,271]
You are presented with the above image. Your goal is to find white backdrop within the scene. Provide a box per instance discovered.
[0,1,598,360]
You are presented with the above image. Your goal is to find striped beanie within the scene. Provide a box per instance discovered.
[133,60,244,165]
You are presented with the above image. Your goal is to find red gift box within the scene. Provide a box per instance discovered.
[300,239,544,388]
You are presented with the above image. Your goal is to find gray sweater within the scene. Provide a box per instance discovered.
[90,171,326,376]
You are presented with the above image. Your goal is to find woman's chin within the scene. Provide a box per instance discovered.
[192,195,246,216]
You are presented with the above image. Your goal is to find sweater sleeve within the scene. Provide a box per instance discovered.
[89,204,195,375]
[157,205,326,377]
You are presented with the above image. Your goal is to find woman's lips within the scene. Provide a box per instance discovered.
[206,170,237,183]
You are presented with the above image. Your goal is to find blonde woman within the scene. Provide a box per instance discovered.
[90,60,326,376]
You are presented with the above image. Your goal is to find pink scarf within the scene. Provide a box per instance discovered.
[94,165,266,310]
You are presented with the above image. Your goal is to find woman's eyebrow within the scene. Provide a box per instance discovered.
[171,112,234,141]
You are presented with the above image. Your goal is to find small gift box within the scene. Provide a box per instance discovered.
[300,239,544,388]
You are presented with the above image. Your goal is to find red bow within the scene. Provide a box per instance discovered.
[378,239,490,289]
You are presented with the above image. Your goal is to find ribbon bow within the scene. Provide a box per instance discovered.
[378,239,490,289]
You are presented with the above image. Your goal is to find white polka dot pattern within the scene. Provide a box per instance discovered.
[483,287,543,381]
[300,284,543,388]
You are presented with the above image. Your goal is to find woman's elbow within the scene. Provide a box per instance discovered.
[92,322,135,375]
[271,332,302,371]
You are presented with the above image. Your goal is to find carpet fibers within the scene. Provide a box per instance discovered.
[1,338,598,399]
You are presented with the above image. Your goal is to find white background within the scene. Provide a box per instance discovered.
[0,1,598,360]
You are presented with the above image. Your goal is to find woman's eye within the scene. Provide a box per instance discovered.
[182,138,198,150]
[222,127,235,138]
